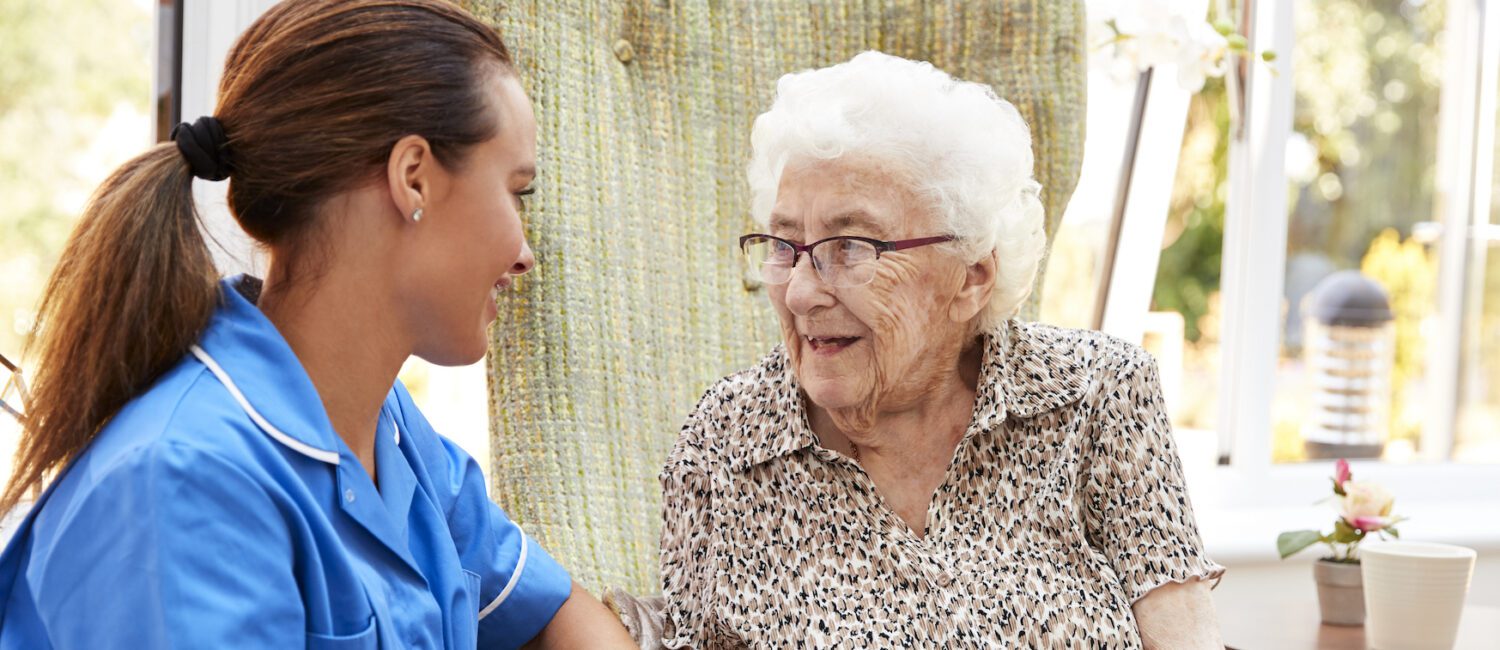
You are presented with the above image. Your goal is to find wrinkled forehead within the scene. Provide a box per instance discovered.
[767,156,934,238]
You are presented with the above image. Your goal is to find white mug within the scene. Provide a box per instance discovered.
[1361,541,1477,650]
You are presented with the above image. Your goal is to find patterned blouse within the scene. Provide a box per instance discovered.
[658,320,1224,648]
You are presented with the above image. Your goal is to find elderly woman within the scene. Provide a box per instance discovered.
[657,52,1224,648]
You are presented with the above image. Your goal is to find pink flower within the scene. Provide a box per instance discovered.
[1334,458,1351,487]
[1350,516,1389,532]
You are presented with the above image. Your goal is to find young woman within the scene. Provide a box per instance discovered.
[0,1,634,647]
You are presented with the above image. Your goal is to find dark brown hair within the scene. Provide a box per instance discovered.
[2,0,512,512]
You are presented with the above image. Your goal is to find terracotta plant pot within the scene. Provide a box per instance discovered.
[1314,559,1365,626]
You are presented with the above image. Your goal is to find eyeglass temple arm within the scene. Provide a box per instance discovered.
[884,235,955,252]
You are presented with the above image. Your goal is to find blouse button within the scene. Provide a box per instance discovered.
[935,570,955,588]
[344,489,356,503]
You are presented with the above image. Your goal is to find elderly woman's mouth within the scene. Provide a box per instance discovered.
[805,336,862,354]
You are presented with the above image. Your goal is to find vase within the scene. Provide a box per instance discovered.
[1314,559,1365,626]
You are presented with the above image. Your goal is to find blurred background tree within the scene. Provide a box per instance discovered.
[0,0,153,363]
[1154,77,1229,345]
[0,0,150,486]
[1360,228,1437,448]
[1154,0,1443,346]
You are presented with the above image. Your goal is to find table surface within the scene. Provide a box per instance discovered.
[1221,603,1500,649]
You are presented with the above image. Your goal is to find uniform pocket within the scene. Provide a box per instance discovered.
[463,568,482,603]
[307,614,378,650]
[454,569,483,648]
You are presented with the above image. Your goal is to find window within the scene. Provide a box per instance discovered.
[1453,83,1500,462]
[1273,0,1446,464]
[1080,0,1498,556]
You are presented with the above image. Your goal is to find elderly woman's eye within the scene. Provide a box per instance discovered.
[837,239,877,264]
[767,240,796,264]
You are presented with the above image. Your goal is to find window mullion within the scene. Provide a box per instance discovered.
[1220,0,1295,471]
[1097,71,1192,345]
[1427,0,1497,461]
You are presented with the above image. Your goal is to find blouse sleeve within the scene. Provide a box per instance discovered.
[659,391,719,649]
[1081,346,1225,603]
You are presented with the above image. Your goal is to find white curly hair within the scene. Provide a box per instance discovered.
[747,51,1046,329]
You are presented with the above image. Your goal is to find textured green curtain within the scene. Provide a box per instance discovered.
[468,0,1086,593]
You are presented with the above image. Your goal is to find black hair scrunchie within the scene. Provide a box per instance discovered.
[170,116,232,182]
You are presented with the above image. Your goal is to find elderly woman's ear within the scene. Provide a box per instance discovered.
[947,249,999,325]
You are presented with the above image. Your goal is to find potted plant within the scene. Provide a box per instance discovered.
[1277,459,1405,626]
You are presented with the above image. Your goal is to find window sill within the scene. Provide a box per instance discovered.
[1186,462,1500,564]
[1198,501,1500,565]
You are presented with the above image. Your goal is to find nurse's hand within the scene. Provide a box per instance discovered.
[523,581,637,649]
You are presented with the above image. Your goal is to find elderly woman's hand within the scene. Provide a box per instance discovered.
[1133,578,1223,649]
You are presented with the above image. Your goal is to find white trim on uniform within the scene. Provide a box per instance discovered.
[478,522,531,620]
[190,345,341,465]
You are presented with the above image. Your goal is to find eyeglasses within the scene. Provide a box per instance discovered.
[1,352,26,424]
[739,233,955,288]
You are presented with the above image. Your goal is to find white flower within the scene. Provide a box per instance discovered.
[1089,0,1230,92]
[1174,19,1229,92]
[1340,481,1395,532]
[1112,0,1187,67]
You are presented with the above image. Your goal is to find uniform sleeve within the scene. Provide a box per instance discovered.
[36,443,307,648]
[659,392,718,649]
[391,383,572,650]
[438,434,572,649]
[1081,347,1225,604]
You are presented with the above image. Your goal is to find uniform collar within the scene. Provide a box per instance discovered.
[188,275,344,464]
[728,320,1092,472]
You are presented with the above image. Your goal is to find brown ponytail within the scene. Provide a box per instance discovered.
[2,0,513,513]
[1,146,217,512]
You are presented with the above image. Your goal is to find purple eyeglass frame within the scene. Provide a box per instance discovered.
[737,233,955,269]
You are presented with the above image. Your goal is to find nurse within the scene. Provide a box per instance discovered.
[0,0,634,647]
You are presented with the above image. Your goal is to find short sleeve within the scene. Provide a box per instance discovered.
[35,443,306,647]
[1081,347,1225,603]
[659,392,719,649]
[438,432,573,645]
[392,384,572,649]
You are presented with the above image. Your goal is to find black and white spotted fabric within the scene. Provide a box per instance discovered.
[659,320,1224,648]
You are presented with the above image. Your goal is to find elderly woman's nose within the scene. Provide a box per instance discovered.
[782,255,833,313]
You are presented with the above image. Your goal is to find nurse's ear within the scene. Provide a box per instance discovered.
[386,135,442,224]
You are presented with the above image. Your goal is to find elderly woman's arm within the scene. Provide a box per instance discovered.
[1133,578,1223,649]
[1083,345,1226,645]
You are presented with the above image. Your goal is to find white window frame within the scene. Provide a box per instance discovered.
[1099,0,1500,562]
[180,0,277,278]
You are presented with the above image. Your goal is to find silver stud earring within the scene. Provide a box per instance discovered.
[411,208,424,223]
